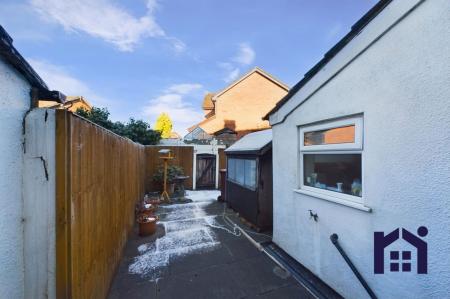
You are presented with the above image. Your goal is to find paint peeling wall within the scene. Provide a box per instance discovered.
[0,57,31,298]
[270,0,450,298]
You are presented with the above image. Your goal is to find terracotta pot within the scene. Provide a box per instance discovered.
[148,199,161,205]
[140,203,157,217]
[137,214,158,236]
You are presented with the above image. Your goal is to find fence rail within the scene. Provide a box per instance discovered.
[55,110,146,299]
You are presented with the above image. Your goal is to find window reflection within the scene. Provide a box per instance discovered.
[304,125,355,146]
[303,154,362,197]
[227,158,257,190]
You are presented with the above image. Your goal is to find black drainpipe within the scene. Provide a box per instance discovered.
[330,234,377,299]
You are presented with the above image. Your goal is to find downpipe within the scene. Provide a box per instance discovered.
[330,233,377,299]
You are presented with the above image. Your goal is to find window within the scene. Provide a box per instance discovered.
[304,125,355,146]
[227,158,257,190]
[244,160,257,189]
[299,116,363,203]
[228,158,236,181]
[303,154,361,197]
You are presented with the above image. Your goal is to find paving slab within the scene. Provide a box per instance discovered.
[252,284,315,299]
[108,193,311,299]
[227,254,297,296]
[156,264,247,299]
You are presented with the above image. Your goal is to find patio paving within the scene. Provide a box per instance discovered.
[108,191,314,299]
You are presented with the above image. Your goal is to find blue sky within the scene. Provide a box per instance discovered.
[0,0,376,134]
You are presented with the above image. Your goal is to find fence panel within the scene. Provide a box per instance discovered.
[56,110,145,299]
[145,145,194,191]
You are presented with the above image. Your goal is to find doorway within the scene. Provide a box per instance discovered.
[196,154,216,189]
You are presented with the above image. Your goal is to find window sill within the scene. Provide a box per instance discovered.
[293,188,372,212]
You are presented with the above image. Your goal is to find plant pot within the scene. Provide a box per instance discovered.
[137,214,158,236]
[140,203,157,217]
[148,198,161,205]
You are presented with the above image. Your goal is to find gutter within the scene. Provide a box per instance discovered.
[0,25,66,104]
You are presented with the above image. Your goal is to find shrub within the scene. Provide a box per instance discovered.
[152,165,184,183]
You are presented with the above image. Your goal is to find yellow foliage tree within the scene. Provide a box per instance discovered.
[154,112,173,138]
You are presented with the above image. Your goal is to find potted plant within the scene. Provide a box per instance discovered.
[140,203,157,217]
[152,165,184,194]
[137,214,158,236]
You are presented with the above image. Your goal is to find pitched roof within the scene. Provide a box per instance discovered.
[0,25,65,103]
[213,67,289,100]
[187,115,216,132]
[225,129,272,154]
[187,67,288,132]
[41,96,92,109]
[263,0,392,121]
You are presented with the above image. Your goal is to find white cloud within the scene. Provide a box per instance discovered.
[167,37,186,54]
[219,43,255,82]
[29,0,184,52]
[143,83,205,134]
[28,58,133,121]
[28,58,107,104]
[165,83,203,95]
[219,62,241,83]
[232,43,255,65]
[224,68,240,83]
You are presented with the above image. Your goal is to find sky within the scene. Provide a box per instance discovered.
[0,0,377,134]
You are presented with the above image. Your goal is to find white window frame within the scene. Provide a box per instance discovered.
[300,116,363,152]
[299,115,364,205]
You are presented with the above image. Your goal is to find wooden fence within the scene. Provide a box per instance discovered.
[144,145,194,191]
[55,112,226,298]
[55,111,146,299]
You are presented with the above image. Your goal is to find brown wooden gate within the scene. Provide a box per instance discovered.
[196,154,216,189]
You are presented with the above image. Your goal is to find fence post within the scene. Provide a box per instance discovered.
[55,110,72,299]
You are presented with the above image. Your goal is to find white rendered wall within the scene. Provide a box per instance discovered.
[192,143,226,189]
[270,0,450,298]
[23,109,56,299]
[0,57,31,299]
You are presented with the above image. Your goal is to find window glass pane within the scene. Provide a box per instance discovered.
[236,159,245,185]
[303,154,362,197]
[244,159,257,189]
[227,158,235,181]
[304,125,355,146]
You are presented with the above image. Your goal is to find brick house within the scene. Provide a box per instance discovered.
[187,67,288,144]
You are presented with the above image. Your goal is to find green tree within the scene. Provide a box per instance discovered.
[123,118,161,145]
[76,107,115,131]
[75,107,161,145]
[154,113,173,138]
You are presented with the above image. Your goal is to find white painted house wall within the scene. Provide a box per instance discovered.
[0,57,31,299]
[23,109,56,299]
[270,0,450,298]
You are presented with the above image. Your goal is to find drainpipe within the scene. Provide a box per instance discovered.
[330,234,377,299]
